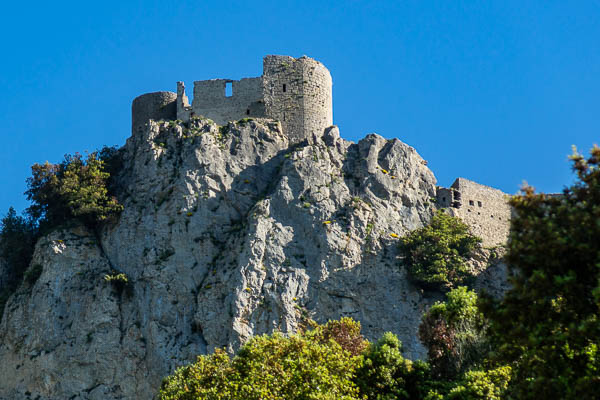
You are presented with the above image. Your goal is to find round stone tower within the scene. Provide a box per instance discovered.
[131,91,177,133]
[262,55,333,143]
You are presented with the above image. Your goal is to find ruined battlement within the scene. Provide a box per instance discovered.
[436,178,512,246]
[152,54,333,144]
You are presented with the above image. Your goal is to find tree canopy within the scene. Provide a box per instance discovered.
[399,210,482,291]
[25,148,123,230]
[482,145,600,399]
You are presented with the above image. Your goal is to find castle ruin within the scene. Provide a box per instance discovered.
[132,55,332,144]
[436,178,512,246]
[131,55,512,246]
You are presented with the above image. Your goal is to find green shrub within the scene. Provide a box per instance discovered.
[308,317,369,356]
[158,327,363,399]
[445,365,511,400]
[0,207,38,282]
[104,272,128,284]
[419,287,489,380]
[355,332,436,400]
[399,210,481,290]
[25,149,123,231]
[104,271,130,295]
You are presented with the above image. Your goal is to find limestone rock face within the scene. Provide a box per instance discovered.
[0,119,500,399]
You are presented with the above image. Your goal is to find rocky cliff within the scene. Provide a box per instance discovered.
[0,118,507,399]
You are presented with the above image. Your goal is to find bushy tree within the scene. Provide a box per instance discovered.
[444,365,511,400]
[0,207,38,280]
[399,210,482,290]
[419,287,489,380]
[0,207,39,320]
[482,145,600,399]
[309,317,369,356]
[355,332,434,400]
[25,149,123,230]
[158,329,363,400]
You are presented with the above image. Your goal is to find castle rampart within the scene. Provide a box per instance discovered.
[437,178,512,246]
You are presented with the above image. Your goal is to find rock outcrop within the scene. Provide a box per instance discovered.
[0,118,504,399]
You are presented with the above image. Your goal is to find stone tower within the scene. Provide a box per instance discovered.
[173,55,333,144]
[262,55,333,143]
[131,91,177,133]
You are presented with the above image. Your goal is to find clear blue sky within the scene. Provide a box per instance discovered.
[1,1,598,215]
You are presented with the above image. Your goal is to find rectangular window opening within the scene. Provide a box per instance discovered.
[477,201,482,207]
[283,84,287,92]
[225,82,233,97]
[469,200,474,206]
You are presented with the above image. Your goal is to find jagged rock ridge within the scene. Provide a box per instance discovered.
[0,118,506,399]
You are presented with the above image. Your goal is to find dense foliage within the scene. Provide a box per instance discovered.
[0,207,38,281]
[0,146,121,320]
[419,287,489,380]
[399,210,482,290]
[159,319,366,400]
[444,365,511,400]
[25,148,123,230]
[355,332,434,399]
[159,318,453,400]
[309,317,369,356]
[158,314,509,400]
[0,208,39,319]
[481,145,600,399]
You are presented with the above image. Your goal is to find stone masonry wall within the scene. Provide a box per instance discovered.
[131,91,177,133]
[190,77,265,125]
[262,55,307,143]
[437,178,511,247]
[174,55,333,144]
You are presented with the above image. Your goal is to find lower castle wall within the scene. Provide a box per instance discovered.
[437,178,511,247]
